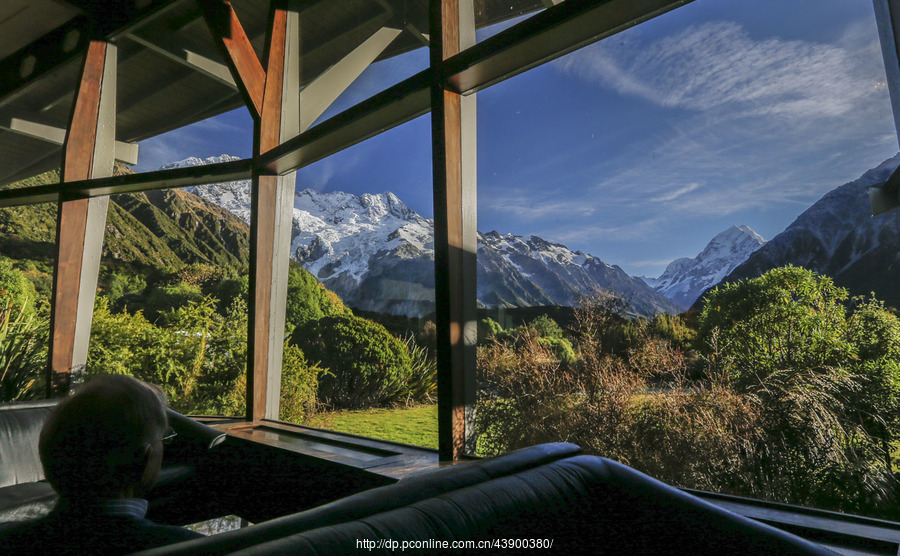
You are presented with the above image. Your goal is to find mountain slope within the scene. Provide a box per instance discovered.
[0,168,249,272]
[645,225,766,311]
[713,154,900,308]
[166,156,676,317]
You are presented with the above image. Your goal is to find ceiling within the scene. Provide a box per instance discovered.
[0,0,544,188]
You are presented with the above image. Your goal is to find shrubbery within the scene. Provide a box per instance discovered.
[477,268,900,520]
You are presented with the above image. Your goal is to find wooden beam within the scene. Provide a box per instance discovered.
[198,0,266,120]
[875,0,900,149]
[123,31,237,89]
[431,0,477,461]
[299,25,402,132]
[444,0,693,94]
[0,157,252,208]
[0,117,138,165]
[247,0,300,422]
[0,0,692,204]
[47,41,116,396]
[261,0,690,176]
[259,69,430,174]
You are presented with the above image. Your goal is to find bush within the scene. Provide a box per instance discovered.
[293,314,412,410]
[142,282,205,325]
[0,294,46,401]
[284,267,350,334]
[477,278,900,519]
[401,335,436,405]
[278,343,320,422]
[0,258,36,316]
[696,268,897,515]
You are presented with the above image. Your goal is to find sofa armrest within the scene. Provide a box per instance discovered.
[163,410,226,461]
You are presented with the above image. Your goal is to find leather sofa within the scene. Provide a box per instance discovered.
[134,442,837,555]
[0,399,226,525]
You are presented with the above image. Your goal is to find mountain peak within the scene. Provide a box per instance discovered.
[648,225,766,311]
[172,157,675,316]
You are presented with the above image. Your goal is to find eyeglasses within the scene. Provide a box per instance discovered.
[162,427,177,445]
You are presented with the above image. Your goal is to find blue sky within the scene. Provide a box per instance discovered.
[136,0,899,278]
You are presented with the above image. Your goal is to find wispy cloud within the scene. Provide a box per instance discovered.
[555,20,884,122]
[541,18,898,232]
[650,182,700,202]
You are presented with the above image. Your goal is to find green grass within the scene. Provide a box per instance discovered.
[307,404,438,449]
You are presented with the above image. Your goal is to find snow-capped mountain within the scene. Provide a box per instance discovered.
[476,231,676,317]
[163,156,677,316]
[643,225,766,311]
[713,153,900,309]
[162,155,251,222]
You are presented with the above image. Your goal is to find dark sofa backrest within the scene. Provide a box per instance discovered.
[133,442,583,556]
[235,456,836,556]
[0,400,57,488]
[0,400,224,491]
[134,444,835,555]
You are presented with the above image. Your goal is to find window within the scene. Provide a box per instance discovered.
[475,0,900,520]
[0,201,56,401]
[291,115,437,448]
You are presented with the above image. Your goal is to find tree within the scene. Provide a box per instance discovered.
[697,267,896,513]
[698,265,853,389]
[846,297,900,471]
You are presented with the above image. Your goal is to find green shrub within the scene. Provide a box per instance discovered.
[284,267,350,334]
[0,258,36,316]
[401,335,436,405]
[278,343,320,422]
[142,282,205,325]
[293,314,412,410]
[528,314,565,340]
[478,318,504,345]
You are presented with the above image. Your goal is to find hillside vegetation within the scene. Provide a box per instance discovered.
[478,266,900,520]
[0,168,436,425]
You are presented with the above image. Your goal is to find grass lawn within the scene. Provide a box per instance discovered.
[307,404,438,449]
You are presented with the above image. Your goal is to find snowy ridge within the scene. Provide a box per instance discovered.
[161,155,252,222]
[646,225,766,311]
[163,156,676,317]
[291,188,433,284]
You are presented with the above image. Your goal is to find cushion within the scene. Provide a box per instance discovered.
[0,400,56,488]
[0,481,55,522]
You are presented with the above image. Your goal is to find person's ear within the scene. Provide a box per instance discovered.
[136,442,163,496]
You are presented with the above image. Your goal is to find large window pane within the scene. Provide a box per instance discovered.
[475,0,900,520]
[86,178,250,417]
[292,115,437,448]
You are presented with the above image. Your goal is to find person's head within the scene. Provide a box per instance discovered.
[39,375,169,500]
